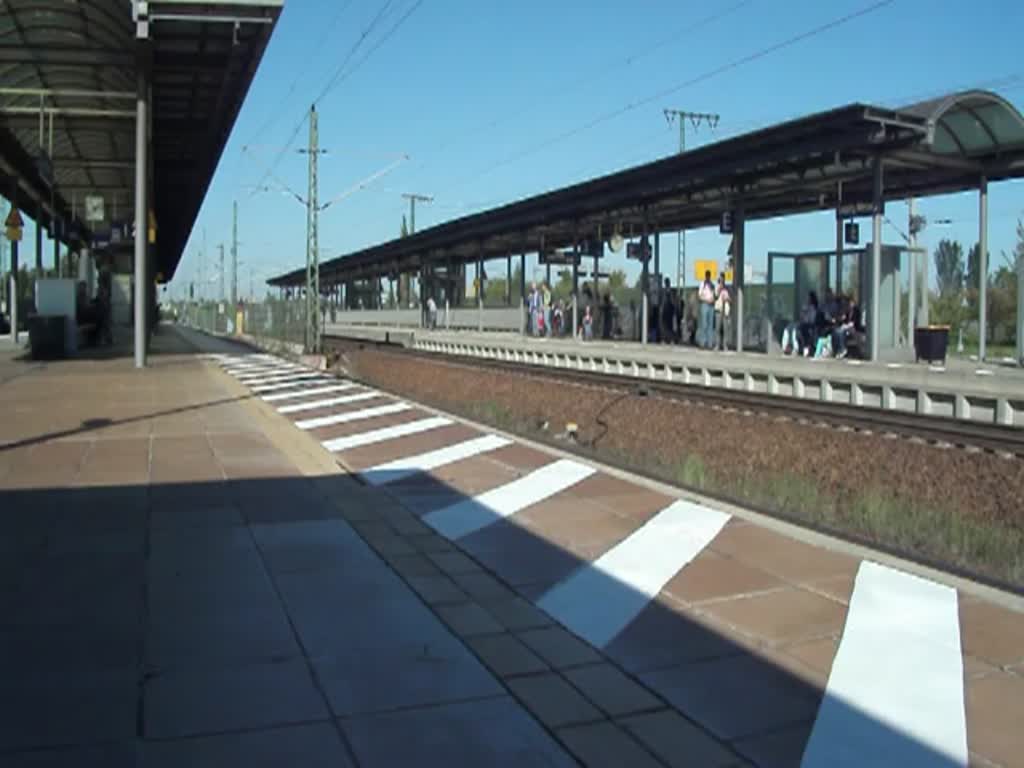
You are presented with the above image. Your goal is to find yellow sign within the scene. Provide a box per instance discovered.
[693,260,733,283]
[148,210,157,244]
[4,207,23,229]
[693,260,718,282]
[5,226,22,242]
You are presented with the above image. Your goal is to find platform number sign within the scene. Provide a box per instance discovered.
[844,221,860,245]
[719,210,734,235]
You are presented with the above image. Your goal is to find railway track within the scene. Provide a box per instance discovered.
[325,335,1024,458]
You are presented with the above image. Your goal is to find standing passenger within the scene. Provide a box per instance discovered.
[427,295,438,329]
[542,283,552,337]
[698,270,715,349]
[714,273,731,350]
[660,278,675,344]
[527,282,539,336]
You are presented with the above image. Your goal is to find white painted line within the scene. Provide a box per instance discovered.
[537,500,729,648]
[231,362,305,374]
[322,416,452,453]
[221,357,286,371]
[226,364,304,378]
[800,561,967,768]
[233,364,307,380]
[296,402,411,430]
[278,390,380,414]
[242,372,321,387]
[261,383,357,403]
[423,459,595,541]
[250,377,334,393]
[362,434,513,486]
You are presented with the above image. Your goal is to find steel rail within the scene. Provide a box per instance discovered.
[325,335,1024,457]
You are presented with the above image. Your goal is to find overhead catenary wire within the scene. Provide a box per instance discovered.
[248,0,406,198]
[242,0,357,150]
[401,0,754,177]
[437,0,897,197]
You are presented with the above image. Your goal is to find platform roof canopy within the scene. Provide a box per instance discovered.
[0,0,282,281]
[269,89,1024,288]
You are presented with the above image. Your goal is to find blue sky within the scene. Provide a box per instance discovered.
[173,0,1024,299]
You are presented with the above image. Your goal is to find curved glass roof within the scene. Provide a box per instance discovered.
[901,90,1024,157]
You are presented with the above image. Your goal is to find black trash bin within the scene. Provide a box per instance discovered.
[914,325,950,365]
[29,315,67,360]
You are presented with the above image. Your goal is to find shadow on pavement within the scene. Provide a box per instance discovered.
[0,465,966,767]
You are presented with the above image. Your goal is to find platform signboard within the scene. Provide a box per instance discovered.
[579,237,603,258]
[4,206,23,242]
[626,239,650,261]
[539,249,580,266]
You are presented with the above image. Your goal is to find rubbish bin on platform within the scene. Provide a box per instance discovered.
[29,315,68,360]
[914,325,950,365]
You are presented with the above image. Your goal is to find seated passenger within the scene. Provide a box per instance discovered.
[830,295,855,359]
[782,291,819,356]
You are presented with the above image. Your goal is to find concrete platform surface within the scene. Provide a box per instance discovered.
[3,323,1022,767]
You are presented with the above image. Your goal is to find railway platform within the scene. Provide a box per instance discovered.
[2,324,1023,767]
[325,323,1024,427]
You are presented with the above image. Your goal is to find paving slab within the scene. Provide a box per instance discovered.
[640,652,823,742]
[143,658,328,738]
[142,723,355,768]
[618,709,741,768]
[505,672,604,728]
[340,696,576,767]
[556,721,666,768]
[563,662,664,717]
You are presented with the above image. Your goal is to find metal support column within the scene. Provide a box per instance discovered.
[133,67,148,368]
[641,210,649,346]
[34,214,42,275]
[303,105,321,354]
[231,200,238,306]
[53,221,59,274]
[734,204,745,352]
[907,199,916,349]
[978,177,988,361]
[572,234,579,338]
[8,234,18,346]
[1016,248,1024,365]
[506,254,511,306]
[835,206,844,296]
[868,156,884,362]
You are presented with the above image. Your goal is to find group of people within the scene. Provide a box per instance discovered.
[695,270,732,350]
[781,289,863,359]
[526,282,615,341]
[524,272,743,350]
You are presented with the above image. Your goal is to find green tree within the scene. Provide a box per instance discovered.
[933,239,964,298]
[483,277,508,305]
[400,215,408,238]
[553,268,573,299]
